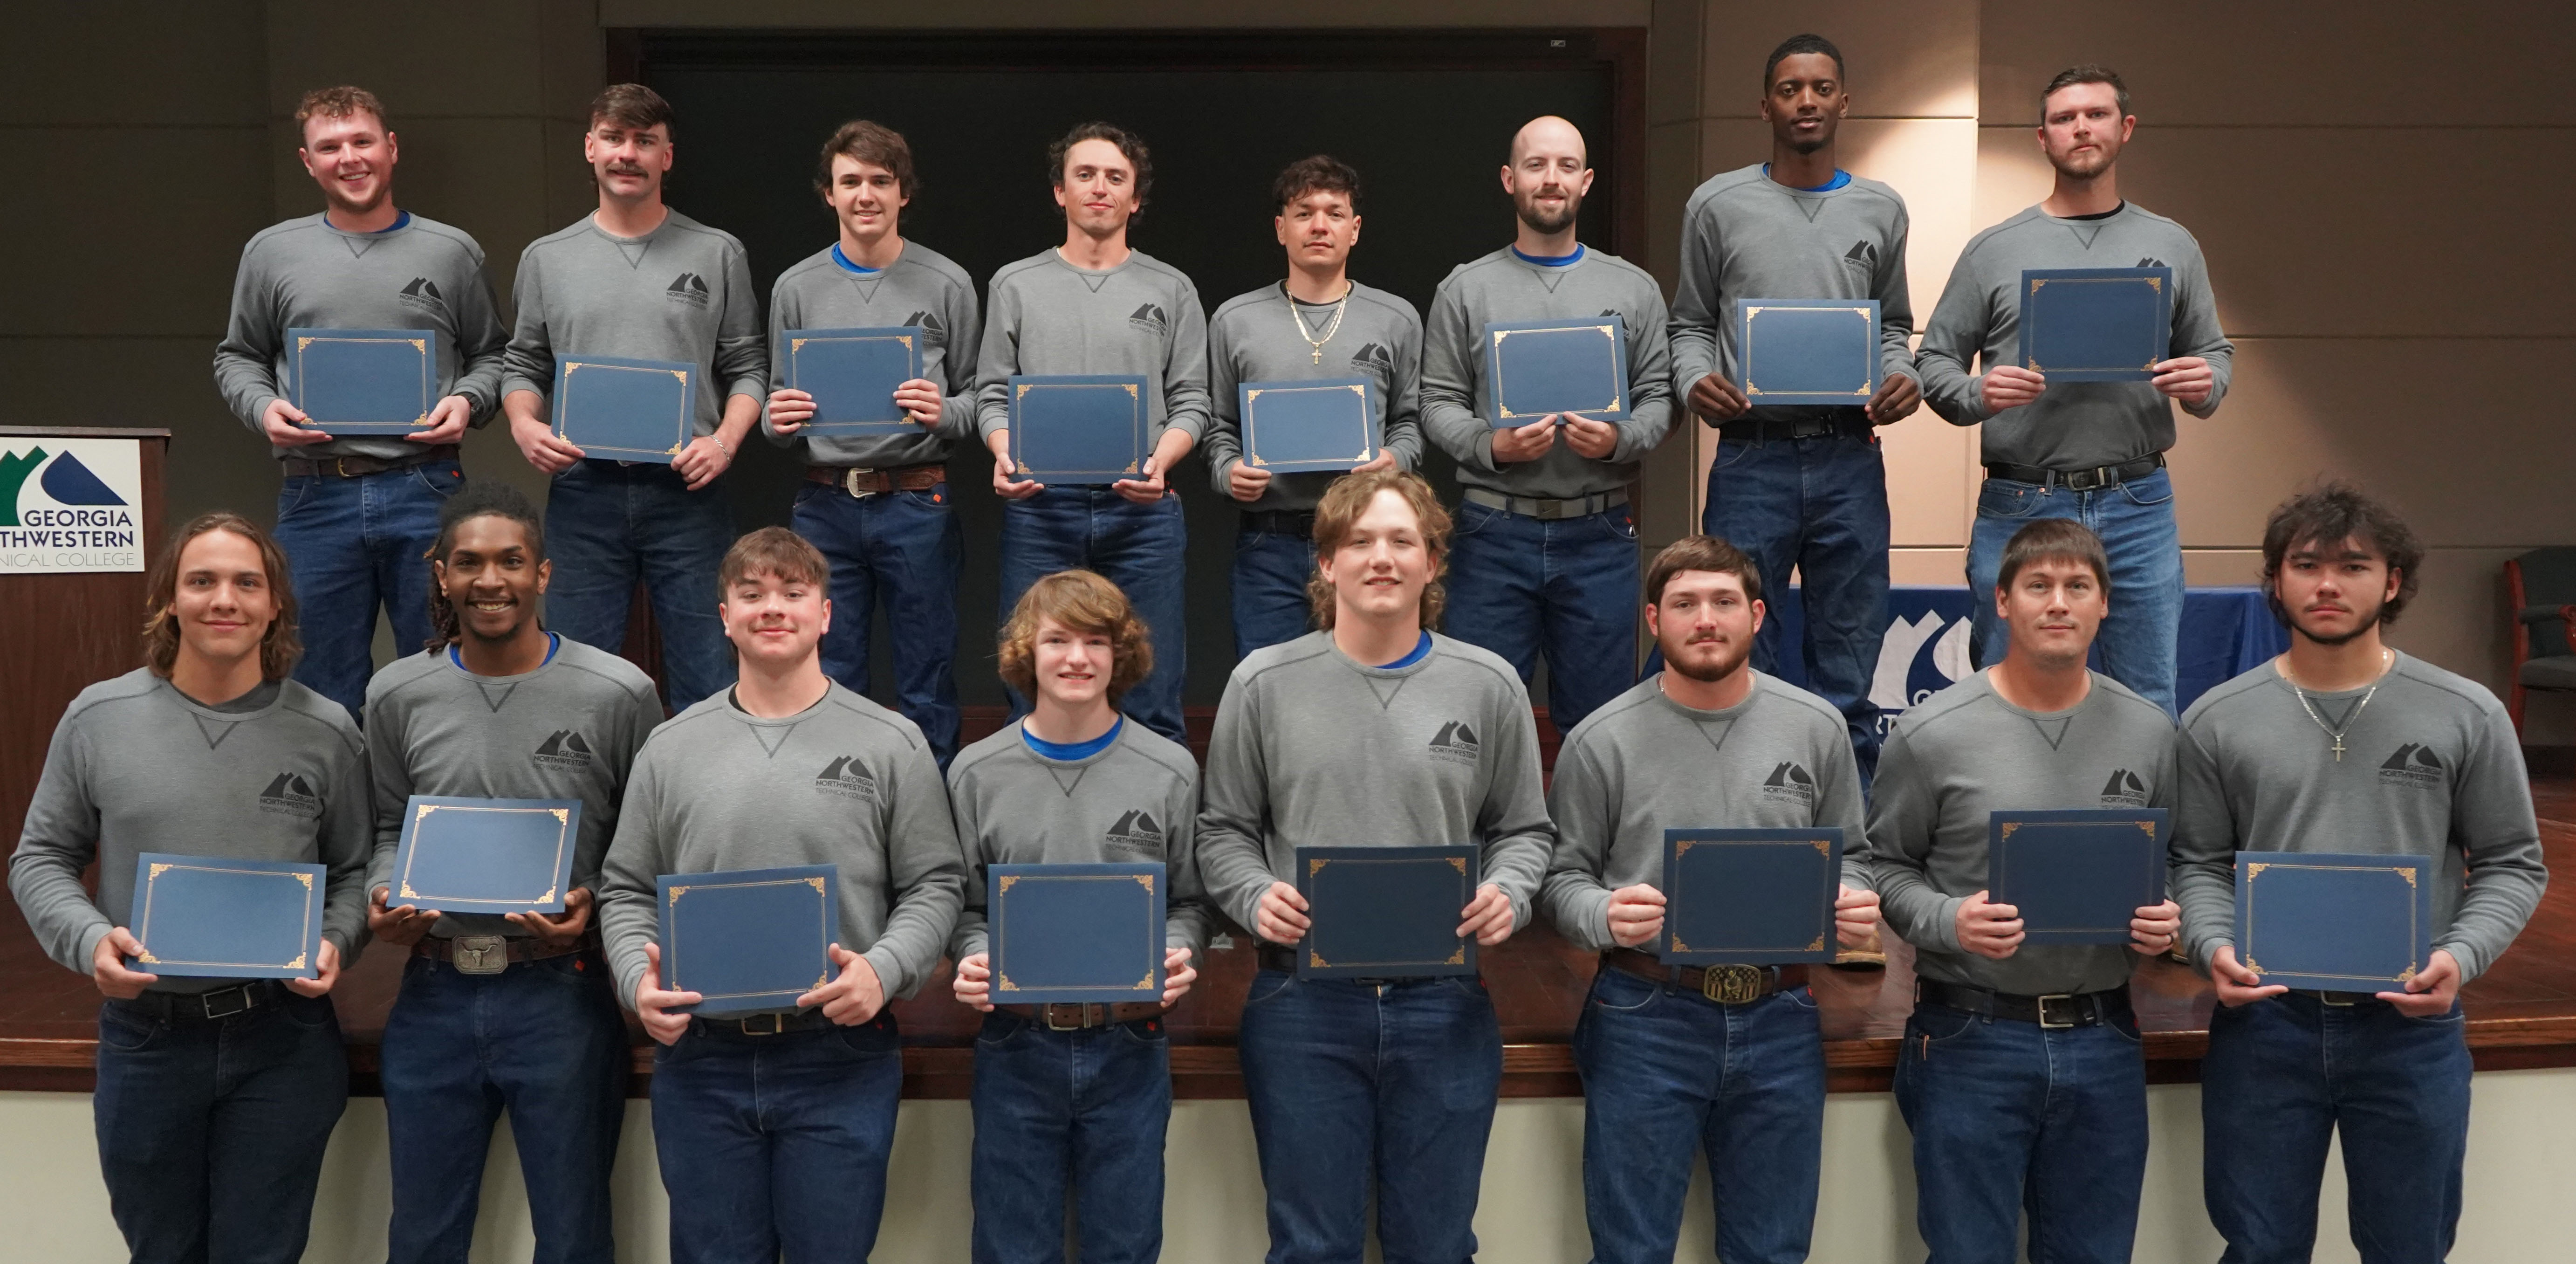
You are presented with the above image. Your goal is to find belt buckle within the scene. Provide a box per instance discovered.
[1702,964,1765,1005]
[2036,993,2081,1029]
[451,935,508,976]
[1044,1004,1089,1031]
[739,1012,785,1036]
[843,467,880,498]
[2065,467,2109,491]
[2317,991,2357,1007]
[199,984,254,1019]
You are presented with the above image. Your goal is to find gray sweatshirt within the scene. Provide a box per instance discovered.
[9,671,373,993]
[945,719,1213,962]
[1867,670,2178,996]
[1421,247,1678,500]
[763,240,984,467]
[362,639,665,939]
[1667,164,1917,423]
[597,684,965,1010]
[1202,281,1425,512]
[500,210,767,440]
[973,249,1212,446]
[1543,672,1869,953]
[1195,630,1556,937]
[213,212,510,460]
[1917,201,2234,469]
[2172,654,2547,983]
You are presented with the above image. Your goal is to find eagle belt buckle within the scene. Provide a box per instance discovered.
[1703,964,1765,1005]
[452,935,508,976]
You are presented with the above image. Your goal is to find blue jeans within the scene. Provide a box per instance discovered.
[274,456,463,720]
[970,1010,1173,1264]
[544,460,736,713]
[1966,468,2184,715]
[378,951,631,1264]
[1233,525,1318,659]
[1237,969,1502,1264]
[996,488,1187,743]
[92,989,350,1264]
[2200,995,2472,1264]
[792,480,964,766]
[1444,501,1640,735]
[1574,969,1825,1264]
[649,1014,904,1264]
[1891,1000,2149,1264]
[1704,433,1889,777]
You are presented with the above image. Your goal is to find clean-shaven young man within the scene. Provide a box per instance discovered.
[1918,66,2234,716]
[2174,486,2547,1264]
[213,85,507,720]
[1543,534,1880,1264]
[9,514,370,1264]
[1204,155,1422,657]
[502,83,766,714]
[1668,34,1921,778]
[948,569,1210,1264]
[1868,519,2184,1264]
[597,528,965,1262]
[976,122,1209,744]
[766,120,982,767]
[1197,468,1555,1264]
[361,482,663,1264]
[1421,115,1676,736]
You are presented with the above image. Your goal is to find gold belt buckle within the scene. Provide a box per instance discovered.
[1702,964,1765,1005]
[739,1012,785,1036]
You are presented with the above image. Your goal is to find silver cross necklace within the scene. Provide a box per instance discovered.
[2285,646,2392,761]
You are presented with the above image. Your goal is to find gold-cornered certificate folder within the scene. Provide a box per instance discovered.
[1007,374,1149,484]
[1294,845,1480,979]
[988,862,1166,1005]
[551,353,695,463]
[784,326,923,434]
[1482,315,1631,426]
[287,326,439,435]
[658,864,839,1017]
[2233,850,2431,993]
[390,796,581,915]
[1238,377,1379,474]
[126,852,326,980]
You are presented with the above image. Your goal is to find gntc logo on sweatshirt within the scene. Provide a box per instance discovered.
[534,730,594,769]
[258,771,324,819]
[667,272,712,309]
[2378,743,2445,789]
[1760,762,1816,807]
[1843,240,1879,275]
[397,276,447,313]
[2099,768,2149,807]
[1127,303,1169,335]
[814,755,879,803]
[1104,809,1165,857]
[1428,721,1480,766]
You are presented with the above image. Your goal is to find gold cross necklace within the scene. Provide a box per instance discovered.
[1288,281,1352,364]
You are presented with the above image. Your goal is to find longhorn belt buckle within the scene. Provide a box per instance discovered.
[452,935,508,976]
[1702,964,1766,1005]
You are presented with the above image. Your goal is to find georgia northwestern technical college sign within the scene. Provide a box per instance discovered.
[0,439,145,573]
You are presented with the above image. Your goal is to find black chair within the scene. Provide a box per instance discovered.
[2505,548,2576,735]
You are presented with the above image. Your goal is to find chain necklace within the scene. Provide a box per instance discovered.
[1287,281,1352,364]
[2285,647,2392,761]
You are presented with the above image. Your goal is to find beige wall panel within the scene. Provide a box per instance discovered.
[1890,545,1966,585]
[0,130,269,339]
[1977,2,2574,128]
[2384,546,2521,699]
[1880,418,1976,546]
[2180,548,2263,588]
[263,1,554,119]
[601,0,1649,28]
[1699,0,1979,120]
[0,2,264,128]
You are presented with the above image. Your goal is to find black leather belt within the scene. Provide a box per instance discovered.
[1719,410,1870,442]
[1243,509,1316,536]
[697,1009,836,1037]
[412,930,601,975]
[281,444,459,478]
[2289,988,2384,1006]
[999,1002,1165,1030]
[1916,978,2131,1029]
[1603,948,1807,1005]
[1460,487,1629,521]
[1983,452,2165,491]
[116,980,289,1021]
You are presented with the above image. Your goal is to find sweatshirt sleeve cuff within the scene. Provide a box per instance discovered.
[75,922,112,977]
[862,944,915,1001]
[1930,895,1967,953]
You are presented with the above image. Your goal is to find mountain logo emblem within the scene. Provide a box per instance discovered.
[1351,342,1394,371]
[1844,240,1879,270]
[2100,768,2149,806]
[258,771,323,816]
[0,448,129,526]
[2378,743,2445,786]
[904,309,946,335]
[1105,809,1165,853]
[397,276,446,310]
[1760,761,1816,804]
[815,755,879,801]
[667,272,712,306]
[535,730,594,767]
[1127,302,1168,333]
[1428,721,1480,763]
[2136,257,2167,269]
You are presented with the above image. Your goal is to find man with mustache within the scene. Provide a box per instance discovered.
[1542,534,1880,1264]
[2172,485,2546,1263]
[1668,34,1921,781]
[1918,65,2235,717]
[212,85,507,721]
[1867,518,2185,1262]
[1420,115,1677,736]
[501,83,767,714]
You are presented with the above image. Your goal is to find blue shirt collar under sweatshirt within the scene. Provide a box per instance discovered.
[1023,714,1123,761]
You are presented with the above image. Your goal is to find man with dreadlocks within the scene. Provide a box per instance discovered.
[359,480,665,1264]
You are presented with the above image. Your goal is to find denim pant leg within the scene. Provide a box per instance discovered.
[1574,969,1720,1264]
[490,956,631,1264]
[2333,1002,2472,1264]
[997,489,1099,722]
[793,484,881,702]
[381,958,508,1264]
[1894,1005,2047,1264]
[1443,503,1545,687]
[377,458,466,663]
[2202,999,2342,1264]
[2021,1019,2150,1264]
[2086,470,2184,716]
[94,1002,219,1263]
[1705,987,1828,1264]
[1538,507,1643,734]
[767,1017,904,1263]
[1093,493,1190,744]
[275,473,377,720]
[1795,438,1891,776]
[1239,971,1378,1264]
[543,464,645,667]
[633,468,738,713]
[1233,528,1319,659]
[970,1013,1077,1264]
[650,1029,779,1264]
[873,485,965,766]
[1701,438,1807,677]
[1372,977,1503,1264]
[1072,1020,1175,1264]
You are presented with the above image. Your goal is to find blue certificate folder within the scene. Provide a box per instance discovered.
[988,862,1166,1005]
[658,865,839,1017]
[783,326,923,434]
[1238,378,1380,473]
[1660,828,1842,965]
[1294,845,1479,979]
[389,797,580,915]
[1988,809,2168,946]
[288,327,438,435]
[1733,299,1880,406]
[2017,268,2174,381]
[552,354,695,462]
[1483,316,1631,426]
[1009,374,1148,483]
[126,852,325,980]
[2235,851,2432,993]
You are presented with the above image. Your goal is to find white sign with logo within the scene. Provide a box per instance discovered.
[0,438,146,573]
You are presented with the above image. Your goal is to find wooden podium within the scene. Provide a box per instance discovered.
[0,426,169,845]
